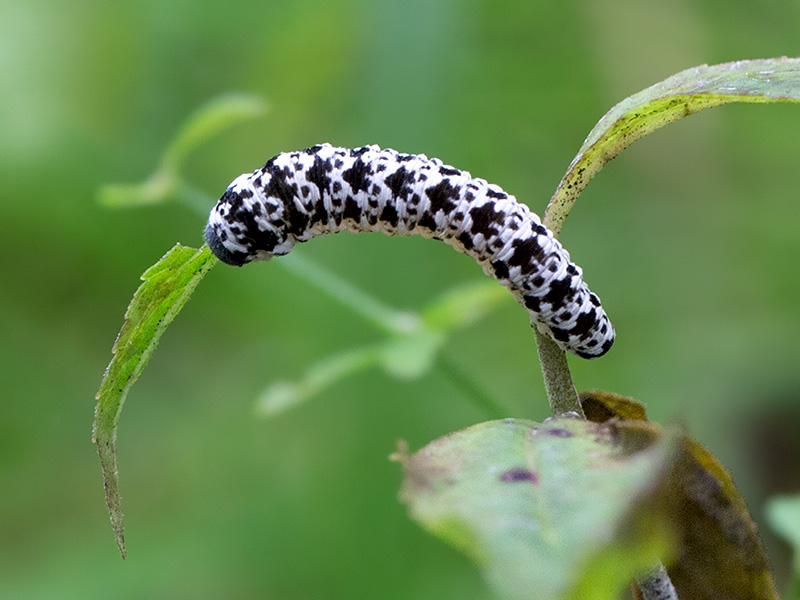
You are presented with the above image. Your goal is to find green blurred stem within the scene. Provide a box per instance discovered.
[534,329,583,417]
[278,252,419,336]
[434,356,507,419]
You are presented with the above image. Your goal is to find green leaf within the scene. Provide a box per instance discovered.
[398,417,677,600]
[546,57,800,234]
[255,345,381,416]
[254,277,509,418]
[92,244,217,558]
[98,171,176,209]
[98,93,268,210]
[421,280,510,331]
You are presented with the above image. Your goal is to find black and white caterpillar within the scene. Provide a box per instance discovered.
[204,144,614,358]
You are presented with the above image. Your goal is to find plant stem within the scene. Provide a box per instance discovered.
[534,330,583,416]
[636,563,679,600]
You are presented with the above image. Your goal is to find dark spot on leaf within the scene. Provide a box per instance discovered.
[545,428,573,438]
[500,468,538,484]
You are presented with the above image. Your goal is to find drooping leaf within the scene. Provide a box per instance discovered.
[546,57,800,234]
[580,390,779,600]
[92,244,217,558]
[671,436,778,600]
[397,417,678,600]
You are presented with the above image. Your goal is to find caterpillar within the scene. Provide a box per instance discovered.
[204,144,614,358]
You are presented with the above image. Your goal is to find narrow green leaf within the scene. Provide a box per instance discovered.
[161,93,269,171]
[92,244,217,558]
[398,417,677,600]
[546,57,800,234]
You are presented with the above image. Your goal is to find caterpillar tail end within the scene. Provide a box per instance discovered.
[204,224,248,267]
[573,335,614,359]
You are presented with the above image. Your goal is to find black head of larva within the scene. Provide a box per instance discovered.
[205,223,247,266]
[205,189,250,266]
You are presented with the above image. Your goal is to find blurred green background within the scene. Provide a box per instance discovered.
[2,0,800,597]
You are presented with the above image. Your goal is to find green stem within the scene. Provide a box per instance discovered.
[538,192,584,417]
[534,330,583,416]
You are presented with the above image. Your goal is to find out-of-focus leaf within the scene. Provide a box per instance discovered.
[161,93,269,170]
[255,276,510,418]
[767,495,800,557]
[766,496,800,599]
[669,436,778,599]
[92,244,217,558]
[256,345,381,416]
[546,57,800,234]
[580,390,779,600]
[98,93,268,210]
[98,171,175,208]
[380,330,444,379]
[421,280,510,331]
[397,417,678,600]
[580,389,648,422]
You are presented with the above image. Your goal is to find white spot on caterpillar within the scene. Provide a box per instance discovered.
[205,144,614,358]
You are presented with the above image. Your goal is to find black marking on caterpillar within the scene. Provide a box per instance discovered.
[205,144,614,358]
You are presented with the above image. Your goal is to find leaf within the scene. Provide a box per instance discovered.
[98,93,268,210]
[92,244,217,558]
[397,417,678,600]
[255,345,381,416]
[254,278,509,418]
[767,495,800,558]
[421,280,510,331]
[580,390,779,600]
[546,57,800,234]
[766,496,800,600]
[579,388,648,422]
[161,93,269,170]
[98,171,175,208]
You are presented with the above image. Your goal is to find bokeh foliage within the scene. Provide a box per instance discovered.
[2,0,800,598]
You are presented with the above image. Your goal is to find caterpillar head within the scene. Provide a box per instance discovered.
[205,173,294,266]
[205,189,252,266]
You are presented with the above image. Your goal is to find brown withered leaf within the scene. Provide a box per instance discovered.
[579,390,778,600]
